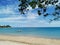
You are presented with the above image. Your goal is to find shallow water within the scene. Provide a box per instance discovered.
[0,27,60,39]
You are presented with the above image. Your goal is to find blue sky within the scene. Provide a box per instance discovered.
[0,0,60,27]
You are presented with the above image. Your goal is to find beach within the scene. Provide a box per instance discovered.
[0,35,60,45]
[0,41,28,45]
[0,27,60,45]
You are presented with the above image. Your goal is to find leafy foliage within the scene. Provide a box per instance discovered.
[18,0,60,22]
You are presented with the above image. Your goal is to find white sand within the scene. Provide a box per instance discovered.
[0,41,29,45]
[0,35,60,45]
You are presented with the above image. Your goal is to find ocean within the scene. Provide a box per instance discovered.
[0,27,60,39]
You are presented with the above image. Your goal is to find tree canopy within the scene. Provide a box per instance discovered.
[18,0,60,22]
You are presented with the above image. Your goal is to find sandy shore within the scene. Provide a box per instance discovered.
[0,41,28,45]
[0,35,60,45]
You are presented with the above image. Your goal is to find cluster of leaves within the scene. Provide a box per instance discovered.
[18,0,60,22]
[18,0,29,14]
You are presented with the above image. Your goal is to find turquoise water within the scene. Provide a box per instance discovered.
[0,27,60,39]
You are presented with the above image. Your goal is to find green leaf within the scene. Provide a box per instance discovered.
[29,1,37,9]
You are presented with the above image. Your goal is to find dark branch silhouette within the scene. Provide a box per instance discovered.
[18,0,60,22]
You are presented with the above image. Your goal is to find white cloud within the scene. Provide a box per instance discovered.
[27,11,38,19]
[0,15,60,27]
[0,7,13,14]
[0,16,25,22]
[5,7,14,14]
[0,8,60,27]
[0,5,19,15]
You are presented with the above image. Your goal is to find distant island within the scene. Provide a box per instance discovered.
[0,25,11,28]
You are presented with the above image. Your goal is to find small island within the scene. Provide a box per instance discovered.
[0,25,11,28]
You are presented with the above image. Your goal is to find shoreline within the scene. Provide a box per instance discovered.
[0,35,60,45]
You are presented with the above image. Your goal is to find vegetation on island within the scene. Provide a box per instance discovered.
[0,25,11,28]
[18,0,60,22]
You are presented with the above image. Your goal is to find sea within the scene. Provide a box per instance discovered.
[0,27,60,39]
